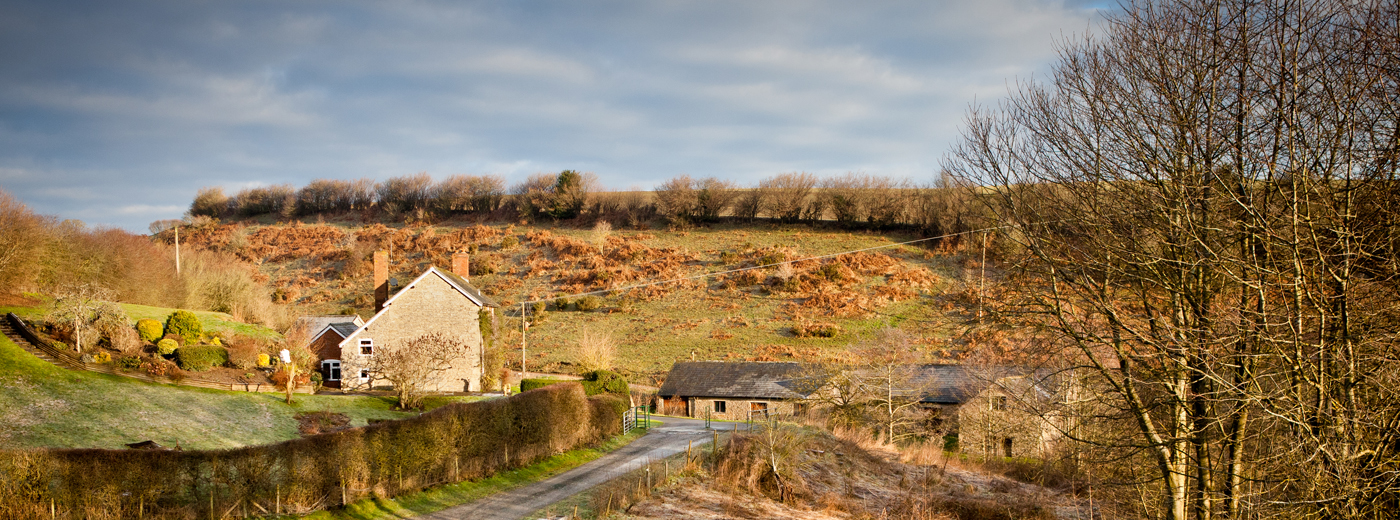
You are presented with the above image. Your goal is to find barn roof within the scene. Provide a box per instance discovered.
[658,361,815,400]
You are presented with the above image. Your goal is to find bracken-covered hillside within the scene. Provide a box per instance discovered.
[170,217,999,380]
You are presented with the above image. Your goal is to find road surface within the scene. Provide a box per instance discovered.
[420,416,741,520]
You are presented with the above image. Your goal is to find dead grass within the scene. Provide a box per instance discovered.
[621,425,1070,520]
[177,221,982,378]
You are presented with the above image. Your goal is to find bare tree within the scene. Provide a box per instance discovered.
[759,172,818,223]
[945,1,1400,518]
[0,189,50,290]
[852,327,928,443]
[366,332,470,410]
[46,285,123,353]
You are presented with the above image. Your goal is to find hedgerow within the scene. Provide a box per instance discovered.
[0,383,622,519]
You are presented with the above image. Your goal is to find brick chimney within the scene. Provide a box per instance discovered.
[452,252,470,280]
[373,250,389,313]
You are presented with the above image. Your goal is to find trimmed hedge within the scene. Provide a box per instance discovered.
[581,370,629,396]
[0,383,622,519]
[521,377,563,393]
[174,345,229,372]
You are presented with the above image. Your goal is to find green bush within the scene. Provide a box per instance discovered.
[117,355,142,370]
[156,338,178,355]
[576,295,603,311]
[521,378,563,393]
[500,235,519,249]
[554,297,572,311]
[164,310,203,339]
[135,319,164,343]
[175,345,228,372]
[580,370,629,396]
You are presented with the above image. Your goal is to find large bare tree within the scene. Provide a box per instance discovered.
[945,1,1400,518]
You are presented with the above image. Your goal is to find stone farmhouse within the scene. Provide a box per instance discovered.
[657,361,1070,458]
[307,251,498,393]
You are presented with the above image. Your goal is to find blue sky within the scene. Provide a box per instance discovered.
[0,1,1106,232]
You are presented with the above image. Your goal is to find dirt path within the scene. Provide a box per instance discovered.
[420,417,740,520]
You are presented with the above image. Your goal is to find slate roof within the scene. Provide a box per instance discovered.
[326,322,360,338]
[293,315,363,338]
[437,268,500,308]
[658,361,814,400]
[904,364,1060,404]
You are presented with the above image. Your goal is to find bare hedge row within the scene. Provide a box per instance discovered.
[0,383,625,520]
[189,170,983,237]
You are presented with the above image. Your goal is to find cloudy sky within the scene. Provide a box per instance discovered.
[0,0,1106,232]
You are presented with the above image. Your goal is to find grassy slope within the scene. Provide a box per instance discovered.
[3,302,282,342]
[0,332,476,450]
[213,219,978,381]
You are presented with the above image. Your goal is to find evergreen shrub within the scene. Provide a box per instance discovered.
[576,295,603,311]
[135,319,163,343]
[164,310,203,339]
[175,345,228,372]
[156,338,178,355]
[580,370,629,396]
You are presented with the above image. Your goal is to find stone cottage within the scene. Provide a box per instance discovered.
[334,251,498,393]
[657,361,818,420]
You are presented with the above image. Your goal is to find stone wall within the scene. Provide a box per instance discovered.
[341,270,484,392]
[688,397,798,421]
[957,386,1056,459]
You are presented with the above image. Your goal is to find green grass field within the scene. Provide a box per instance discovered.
[0,332,480,450]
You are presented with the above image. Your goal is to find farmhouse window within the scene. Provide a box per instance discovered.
[321,360,341,382]
[713,400,727,413]
[359,339,374,355]
[751,401,768,419]
[359,369,370,381]
[992,396,1008,411]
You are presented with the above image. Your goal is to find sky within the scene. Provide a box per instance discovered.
[0,0,1107,232]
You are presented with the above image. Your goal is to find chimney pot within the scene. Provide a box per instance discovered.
[452,252,471,280]
[373,250,389,312]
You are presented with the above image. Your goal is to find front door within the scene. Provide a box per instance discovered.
[321,360,342,388]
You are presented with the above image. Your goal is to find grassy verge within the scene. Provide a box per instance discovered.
[0,333,480,450]
[289,429,650,520]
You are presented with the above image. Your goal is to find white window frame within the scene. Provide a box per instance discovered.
[321,360,342,382]
[359,369,370,381]
[359,338,374,356]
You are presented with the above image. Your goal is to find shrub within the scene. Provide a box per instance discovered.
[135,319,164,343]
[210,336,222,346]
[175,345,229,372]
[500,235,519,249]
[793,321,842,338]
[576,295,603,311]
[521,378,563,393]
[226,337,262,370]
[580,370,628,396]
[117,355,142,370]
[92,351,112,364]
[156,338,178,355]
[141,360,170,376]
[554,297,572,311]
[164,310,203,339]
[257,353,271,367]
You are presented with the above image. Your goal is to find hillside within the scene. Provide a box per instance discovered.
[173,218,991,380]
[0,305,475,450]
